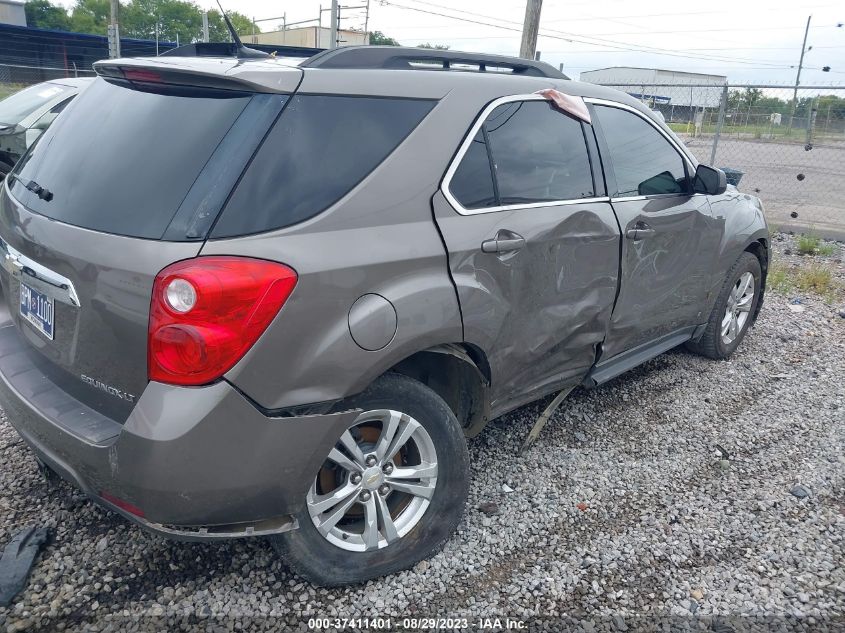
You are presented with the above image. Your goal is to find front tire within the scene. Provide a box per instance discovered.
[273,373,469,586]
[687,251,762,360]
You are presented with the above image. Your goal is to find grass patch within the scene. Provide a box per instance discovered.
[795,233,839,257]
[796,234,821,255]
[0,83,28,101]
[769,261,841,302]
[817,242,838,256]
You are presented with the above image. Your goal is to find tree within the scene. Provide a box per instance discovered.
[368,30,399,46]
[58,0,256,42]
[742,87,763,108]
[417,43,448,49]
[25,0,71,31]
[69,0,110,35]
[207,9,256,43]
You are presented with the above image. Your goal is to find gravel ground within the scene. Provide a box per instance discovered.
[0,234,843,632]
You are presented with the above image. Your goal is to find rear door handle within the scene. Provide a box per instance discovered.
[481,232,525,254]
[625,221,656,241]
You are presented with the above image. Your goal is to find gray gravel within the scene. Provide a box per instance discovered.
[1,235,843,632]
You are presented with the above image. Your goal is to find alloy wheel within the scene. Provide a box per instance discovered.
[306,409,438,552]
[721,271,755,345]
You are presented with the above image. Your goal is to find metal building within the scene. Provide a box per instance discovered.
[0,0,26,27]
[579,66,727,122]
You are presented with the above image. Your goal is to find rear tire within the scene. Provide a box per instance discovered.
[687,251,762,360]
[273,373,469,586]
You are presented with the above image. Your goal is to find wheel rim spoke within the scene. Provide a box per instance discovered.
[384,418,421,463]
[339,430,367,466]
[737,273,752,299]
[721,311,733,336]
[328,447,362,473]
[362,495,380,549]
[376,493,400,544]
[389,462,438,479]
[385,479,436,500]
[314,489,360,536]
[309,480,359,515]
[374,410,403,461]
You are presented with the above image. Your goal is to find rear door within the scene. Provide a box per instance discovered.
[0,76,285,421]
[590,101,721,360]
[434,95,620,414]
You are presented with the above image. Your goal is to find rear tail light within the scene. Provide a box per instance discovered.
[148,256,297,386]
[122,68,163,84]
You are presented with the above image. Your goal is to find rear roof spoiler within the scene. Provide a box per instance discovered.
[301,46,569,79]
[93,59,301,94]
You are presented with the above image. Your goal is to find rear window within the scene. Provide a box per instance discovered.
[0,82,75,126]
[9,79,252,239]
[210,94,435,238]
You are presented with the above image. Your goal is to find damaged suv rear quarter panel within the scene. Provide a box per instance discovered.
[207,71,479,411]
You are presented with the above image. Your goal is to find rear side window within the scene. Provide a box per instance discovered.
[9,79,252,239]
[449,100,595,210]
[449,130,497,209]
[211,95,435,238]
[595,105,690,197]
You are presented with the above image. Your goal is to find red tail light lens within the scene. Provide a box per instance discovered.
[123,68,163,84]
[148,257,297,386]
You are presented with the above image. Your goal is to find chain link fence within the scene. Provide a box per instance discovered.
[592,82,845,237]
[0,63,96,99]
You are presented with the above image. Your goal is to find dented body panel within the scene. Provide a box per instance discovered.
[433,191,620,418]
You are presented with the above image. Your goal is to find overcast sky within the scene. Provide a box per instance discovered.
[185,0,844,84]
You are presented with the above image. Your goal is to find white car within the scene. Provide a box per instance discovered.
[0,78,93,177]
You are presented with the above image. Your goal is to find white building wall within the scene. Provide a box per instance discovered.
[0,0,26,26]
[580,67,725,108]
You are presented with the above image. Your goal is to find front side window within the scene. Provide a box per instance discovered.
[449,99,595,210]
[595,105,690,198]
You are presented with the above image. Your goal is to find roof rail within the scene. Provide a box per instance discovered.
[301,46,569,79]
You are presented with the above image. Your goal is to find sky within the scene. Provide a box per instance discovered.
[185,0,845,84]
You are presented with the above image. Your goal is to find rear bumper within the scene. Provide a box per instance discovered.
[0,324,359,539]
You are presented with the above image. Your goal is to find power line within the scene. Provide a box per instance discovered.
[379,1,809,69]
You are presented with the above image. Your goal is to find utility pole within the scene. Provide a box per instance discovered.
[107,0,120,58]
[329,0,339,49]
[202,11,209,43]
[790,15,812,127]
[519,0,542,60]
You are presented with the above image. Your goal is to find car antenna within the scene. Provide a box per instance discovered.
[216,0,270,59]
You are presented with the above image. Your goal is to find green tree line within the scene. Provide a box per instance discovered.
[728,87,845,121]
[24,0,256,43]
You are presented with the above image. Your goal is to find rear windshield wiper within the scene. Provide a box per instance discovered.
[8,174,53,202]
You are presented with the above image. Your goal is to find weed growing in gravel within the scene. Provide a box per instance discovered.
[796,234,821,255]
[816,242,837,256]
[769,262,841,302]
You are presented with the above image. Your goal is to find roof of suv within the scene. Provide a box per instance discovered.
[94,45,649,113]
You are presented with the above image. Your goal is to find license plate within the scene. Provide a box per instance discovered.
[20,281,54,340]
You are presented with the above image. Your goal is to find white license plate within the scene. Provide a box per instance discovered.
[20,281,54,340]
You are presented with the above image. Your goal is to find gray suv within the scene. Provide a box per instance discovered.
[0,47,768,586]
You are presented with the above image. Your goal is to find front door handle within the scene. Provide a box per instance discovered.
[481,231,526,254]
[625,221,656,241]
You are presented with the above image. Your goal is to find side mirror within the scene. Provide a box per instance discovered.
[693,164,727,196]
